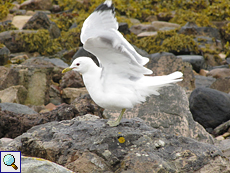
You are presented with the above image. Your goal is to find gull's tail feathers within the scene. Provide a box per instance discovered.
[138,71,183,96]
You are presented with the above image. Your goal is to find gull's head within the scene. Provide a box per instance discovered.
[62,57,95,74]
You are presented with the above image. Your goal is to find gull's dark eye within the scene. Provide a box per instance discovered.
[76,63,80,66]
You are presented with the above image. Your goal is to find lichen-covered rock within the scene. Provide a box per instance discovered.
[0,85,27,104]
[210,77,230,93]
[105,84,213,144]
[71,94,104,118]
[4,115,230,172]
[62,87,88,104]
[147,52,195,90]
[20,0,52,11]
[21,156,74,173]
[60,70,84,89]
[0,66,19,90]
[23,11,60,39]
[0,103,78,138]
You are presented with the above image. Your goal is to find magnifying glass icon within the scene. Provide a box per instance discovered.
[3,154,18,170]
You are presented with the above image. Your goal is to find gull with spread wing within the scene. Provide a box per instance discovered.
[62,0,183,126]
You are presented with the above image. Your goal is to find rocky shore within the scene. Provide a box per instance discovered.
[0,0,230,172]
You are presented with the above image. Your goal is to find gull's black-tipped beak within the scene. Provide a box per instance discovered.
[62,67,73,73]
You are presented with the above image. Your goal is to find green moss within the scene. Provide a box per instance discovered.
[205,1,230,21]
[169,9,212,27]
[0,1,13,20]
[126,29,199,54]
[0,22,18,32]
[16,30,62,55]
[50,13,76,32]
[57,27,81,50]
[0,43,5,48]
[161,34,199,54]
[224,42,230,57]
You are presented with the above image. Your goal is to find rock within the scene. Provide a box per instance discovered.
[194,36,222,51]
[216,136,225,141]
[137,31,157,38]
[216,139,230,160]
[118,22,130,35]
[0,85,27,104]
[0,30,38,53]
[199,69,209,76]
[179,22,221,41]
[0,46,10,66]
[0,103,78,138]
[213,120,230,137]
[0,66,19,90]
[151,21,180,31]
[157,11,175,21]
[49,85,62,105]
[62,87,88,104]
[148,52,195,90]
[22,11,60,38]
[177,55,205,73]
[207,68,230,78]
[11,15,32,29]
[21,156,74,173]
[71,94,104,118]
[60,71,84,89]
[10,54,29,64]
[195,75,216,88]
[105,84,214,144]
[189,87,230,130]
[4,115,230,172]
[19,57,54,105]
[0,102,38,115]
[210,77,230,93]
[43,57,68,68]
[0,138,13,148]
[20,0,52,11]
[130,24,156,35]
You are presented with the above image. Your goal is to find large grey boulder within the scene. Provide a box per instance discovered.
[189,87,230,130]
[4,115,230,173]
[22,156,73,173]
[105,84,214,144]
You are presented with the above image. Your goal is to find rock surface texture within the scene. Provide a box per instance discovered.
[5,115,230,173]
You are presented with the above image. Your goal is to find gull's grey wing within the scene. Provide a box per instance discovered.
[80,0,149,66]
[83,36,152,85]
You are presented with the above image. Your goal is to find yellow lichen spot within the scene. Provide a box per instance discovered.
[118,136,125,143]
[118,132,122,134]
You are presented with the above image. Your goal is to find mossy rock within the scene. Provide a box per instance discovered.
[127,29,199,55]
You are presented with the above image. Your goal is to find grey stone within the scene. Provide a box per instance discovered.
[177,55,205,72]
[189,87,230,130]
[4,115,229,172]
[43,57,68,68]
[0,102,38,114]
[195,75,216,88]
[148,52,195,90]
[22,11,60,38]
[21,156,73,173]
[0,85,27,104]
[0,30,38,53]
[0,46,10,66]
[105,84,214,144]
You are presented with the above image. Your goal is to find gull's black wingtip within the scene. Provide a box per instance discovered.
[94,0,115,13]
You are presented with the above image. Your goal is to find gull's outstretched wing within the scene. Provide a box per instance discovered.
[80,0,150,70]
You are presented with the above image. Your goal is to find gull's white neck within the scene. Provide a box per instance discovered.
[81,64,102,99]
